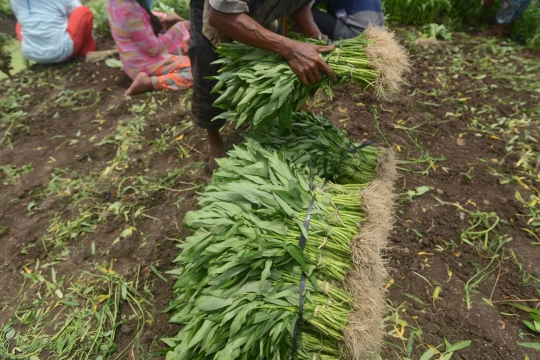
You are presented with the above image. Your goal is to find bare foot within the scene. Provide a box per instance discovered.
[478,24,511,37]
[124,72,153,96]
[207,129,227,171]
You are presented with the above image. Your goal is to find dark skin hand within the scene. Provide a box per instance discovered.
[160,13,190,31]
[208,5,337,86]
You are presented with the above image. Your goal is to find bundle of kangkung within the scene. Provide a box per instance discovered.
[164,112,397,359]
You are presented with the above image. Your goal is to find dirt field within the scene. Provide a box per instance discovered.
[1,25,539,359]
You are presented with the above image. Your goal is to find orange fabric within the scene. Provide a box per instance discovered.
[67,6,96,59]
[15,22,22,42]
[151,55,193,91]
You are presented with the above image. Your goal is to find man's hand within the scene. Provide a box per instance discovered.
[285,43,337,85]
[483,0,495,8]
[207,9,335,85]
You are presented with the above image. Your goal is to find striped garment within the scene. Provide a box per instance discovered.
[151,55,192,91]
[107,0,189,79]
[497,0,532,24]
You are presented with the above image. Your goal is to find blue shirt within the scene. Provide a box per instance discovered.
[333,0,382,14]
[314,0,384,39]
[10,0,81,63]
[315,0,382,16]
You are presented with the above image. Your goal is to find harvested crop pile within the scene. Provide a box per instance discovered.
[164,131,396,359]
[245,111,381,184]
[210,27,409,129]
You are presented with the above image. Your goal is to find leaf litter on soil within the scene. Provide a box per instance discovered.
[0,262,154,360]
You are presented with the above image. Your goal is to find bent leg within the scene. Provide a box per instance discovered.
[151,55,193,90]
[151,70,193,91]
[67,6,96,58]
[125,56,192,95]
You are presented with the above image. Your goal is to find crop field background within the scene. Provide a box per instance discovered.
[1,0,540,359]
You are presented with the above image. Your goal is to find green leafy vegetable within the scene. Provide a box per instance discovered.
[246,111,381,184]
[211,29,409,129]
[164,137,377,359]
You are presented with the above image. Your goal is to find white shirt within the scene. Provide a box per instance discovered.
[10,0,82,63]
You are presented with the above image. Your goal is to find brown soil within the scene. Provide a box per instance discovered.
[0,58,216,356]
[0,16,17,37]
[1,31,539,359]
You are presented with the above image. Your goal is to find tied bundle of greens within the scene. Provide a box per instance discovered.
[210,27,409,129]
[245,111,381,184]
[163,139,369,360]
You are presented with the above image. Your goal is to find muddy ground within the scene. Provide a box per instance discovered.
[1,22,539,360]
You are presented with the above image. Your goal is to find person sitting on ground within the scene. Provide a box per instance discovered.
[480,0,531,37]
[311,0,384,41]
[108,0,192,96]
[10,0,96,64]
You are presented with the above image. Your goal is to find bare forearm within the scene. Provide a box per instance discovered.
[208,7,336,85]
[208,9,295,58]
[291,5,322,38]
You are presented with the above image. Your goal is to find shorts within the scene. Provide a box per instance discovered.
[189,0,225,130]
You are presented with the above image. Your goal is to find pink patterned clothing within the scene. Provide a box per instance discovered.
[107,0,190,79]
[150,10,189,54]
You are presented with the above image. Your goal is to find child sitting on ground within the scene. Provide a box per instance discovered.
[108,0,192,96]
[11,0,96,63]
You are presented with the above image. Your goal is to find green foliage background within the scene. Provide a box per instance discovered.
[0,0,13,16]
[381,0,540,48]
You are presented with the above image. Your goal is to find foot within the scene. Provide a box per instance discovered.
[206,129,227,171]
[124,72,153,96]
[478,24,511,37]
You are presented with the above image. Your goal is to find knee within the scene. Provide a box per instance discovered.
[77,5,92,14]
[83,6,94,21]
[74,5,94,21]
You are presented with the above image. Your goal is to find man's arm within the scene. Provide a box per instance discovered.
[291,4,325,39]
[208,8,337,85]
